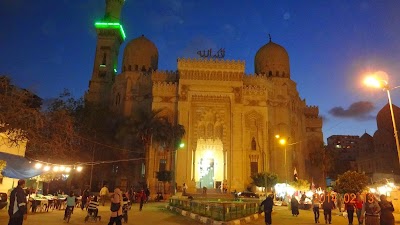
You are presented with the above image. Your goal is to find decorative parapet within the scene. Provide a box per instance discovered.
[152,81,177,95]
[152,70,178,82]
[243,74,270,86]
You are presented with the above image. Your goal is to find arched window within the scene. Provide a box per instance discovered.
[128,65,132,71]
[102,52,107,65]
[268,71,272,76]
[135,65,139,71]
[251,137,257,150]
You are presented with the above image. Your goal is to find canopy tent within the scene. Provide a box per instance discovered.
[0,152,42,179]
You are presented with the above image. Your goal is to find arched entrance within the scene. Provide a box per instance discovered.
[195,139,224,189]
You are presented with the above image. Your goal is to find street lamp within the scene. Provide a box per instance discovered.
[171,141,185,195]
[363,74,400,164]
[275,135,288,184]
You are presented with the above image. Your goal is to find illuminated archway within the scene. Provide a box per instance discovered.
[195,138,224,188]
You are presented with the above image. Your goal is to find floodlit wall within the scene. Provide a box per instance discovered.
[0,133,27,193]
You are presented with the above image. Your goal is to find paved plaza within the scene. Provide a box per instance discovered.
[1,202,400,225]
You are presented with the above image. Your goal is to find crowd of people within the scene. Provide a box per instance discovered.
[280,191,396,225]
[6,181,153,225]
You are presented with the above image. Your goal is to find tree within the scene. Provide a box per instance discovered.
[289,179,310,192]
[334,171,369,194]
[309,144,334,184]
[250,172,278,191]
[0,76,43,145]
[156,170,173,194]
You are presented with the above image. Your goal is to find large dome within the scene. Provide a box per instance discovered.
[122,35,158,72]
[254,39,290,77]
[376,103,400,132]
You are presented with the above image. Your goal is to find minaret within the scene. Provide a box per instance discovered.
[85,0,126,105]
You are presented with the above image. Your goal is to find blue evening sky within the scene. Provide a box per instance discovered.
[1,0,400,143]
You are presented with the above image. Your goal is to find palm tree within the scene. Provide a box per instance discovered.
[120,107,185,193]
[126,108,166,182]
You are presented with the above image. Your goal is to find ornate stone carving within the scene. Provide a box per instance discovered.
[267,99,288,107]
[180,85,188,101]
[177,58,245,73]
[233,87,242,103]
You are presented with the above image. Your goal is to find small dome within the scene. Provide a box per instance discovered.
[122,35,158,72]
[360,132,373,140]
[254,39,290,77]
[376,103,400,132]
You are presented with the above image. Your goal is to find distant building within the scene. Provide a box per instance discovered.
[357,103,400,182]
[326,135,360,176]
[85,0,324,195]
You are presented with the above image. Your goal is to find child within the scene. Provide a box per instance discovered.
[64,191,76,220]
[88,196,99,217]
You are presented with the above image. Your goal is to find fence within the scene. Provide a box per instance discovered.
[169,198,260,221]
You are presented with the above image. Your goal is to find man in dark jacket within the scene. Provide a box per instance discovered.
[8,179,27,225]
[322,192,335,224]
[259,193,274,225]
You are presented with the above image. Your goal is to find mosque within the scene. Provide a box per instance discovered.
[85,0,323,194]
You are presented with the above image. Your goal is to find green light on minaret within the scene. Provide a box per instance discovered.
[114,68,117,73]
[94,22,126,40]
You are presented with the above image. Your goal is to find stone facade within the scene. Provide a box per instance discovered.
[85,0,323,194]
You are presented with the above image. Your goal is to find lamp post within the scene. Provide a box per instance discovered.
[275,135,288,184]
[171,142,185,195]
[364,75,400,164]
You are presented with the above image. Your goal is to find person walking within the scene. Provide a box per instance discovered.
[139,189,147,211]
[259,193,274,225]
[108,188,123,225]
[81,188,90,210]
[291,195,300,216]
[360,193,380,225]
[312,194,321,224]
[344,197,355,225]
[100,185,110,206]
[182,183,188,196]
[355,193,364,225]
[378,195,394,225]
[8,179,27,225]
[322,192,335,224]
[337,194,343,212]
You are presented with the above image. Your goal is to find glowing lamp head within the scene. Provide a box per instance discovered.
[59,165,65,171]
[65,167,71,173]
[53,166,59,172]
[179,143,185,148]
[364,76,383,89]
[76,166,83,172]
[279,139,287,145]
[35,163,42,169]
[44,165,50,171]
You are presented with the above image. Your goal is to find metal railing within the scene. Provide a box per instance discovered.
[169,198,260,221]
